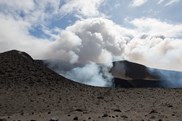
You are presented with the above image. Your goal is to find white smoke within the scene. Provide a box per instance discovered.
[65,62,113,87]
[45,18,131,86]
[148,68,182,88]
[125,36,182,71]
[44,17,182,87]
[159,71,182,88]
[47,18,132,65]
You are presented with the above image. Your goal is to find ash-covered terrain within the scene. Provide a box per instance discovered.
[0,50,182,121]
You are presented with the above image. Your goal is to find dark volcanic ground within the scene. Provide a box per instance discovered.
[0,50,182,121]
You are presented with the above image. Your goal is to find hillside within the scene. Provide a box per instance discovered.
[0,50,182,121]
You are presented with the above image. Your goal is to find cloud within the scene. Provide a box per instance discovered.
[158,0,180,6]
[122,18,182,71]
[131,0,148,7]
[42,17,182,87]
[124,36,182,71]
[0,13,50,59]
[46,18,133,65]
[130,18,182,38]
[60,0,105,17]
[0,0,35,12]
[1,14,179,74]
[45,18,133,86]
[0,0,106,58]
[45,17,182,72]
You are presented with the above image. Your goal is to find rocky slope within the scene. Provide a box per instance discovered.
[0,50,182,121]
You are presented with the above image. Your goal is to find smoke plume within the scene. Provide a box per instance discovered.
[148,68,182,88]
[44,18,182,87]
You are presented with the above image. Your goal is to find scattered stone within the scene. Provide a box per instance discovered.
[73,116,78,120]
[121,115,128,119]
[50,117,58,121]
[102,114,108,117]
[75,109,83,112]
[149,109,158,114]
[168,104,173,108]
[150,116,155,119]
[113,109,121,112]
[97,96,104,99]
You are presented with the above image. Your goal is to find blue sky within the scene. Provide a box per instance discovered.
[0,0,182,71]
[0,0,181,39]
[101,0,182,25]
[29,0,182,38]
[1,0,181,39]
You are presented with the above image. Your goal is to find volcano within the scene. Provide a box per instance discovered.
[1,50,182,121]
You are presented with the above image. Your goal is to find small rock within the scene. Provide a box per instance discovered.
[97,96,104,99]
[150,116,155,119]
[75,109,83,112]
[73,117,78,120]
[168,104,173,108]
[121,115,128,119]
[113,109,121,112]
[50,117,58,121]
[149,109,158,114]
[102,114,108,117]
